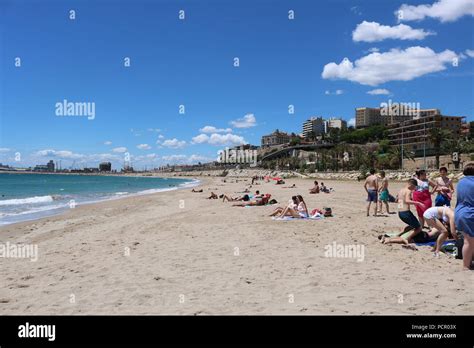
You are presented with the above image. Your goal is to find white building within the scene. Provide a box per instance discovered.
[324,117,347,133]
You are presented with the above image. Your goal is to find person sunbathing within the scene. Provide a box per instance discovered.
[282,184,296,188]
[233,194,271,207]
[277,195,308,218]
[270,196,298,216]
[207,192,218,199]
[222,194,250,202]
[309,181,320,194]
[191,189,203,193]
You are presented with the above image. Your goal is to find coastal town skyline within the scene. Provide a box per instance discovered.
[1,0,473,170]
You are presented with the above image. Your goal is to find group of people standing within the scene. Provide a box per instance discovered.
[373,163,474,270]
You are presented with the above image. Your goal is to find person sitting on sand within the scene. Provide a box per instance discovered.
[321,182,333,193]
[423,206,457,257]
[379,179,426,247]
[277,195,309,218]
[309,181,320,194]
[207,192,218,199]
[191,188,203,193]
[233,194,271,207]
[276,179,285,185]
[270,196,298,216]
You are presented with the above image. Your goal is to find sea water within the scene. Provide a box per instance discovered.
[0,173,197,226]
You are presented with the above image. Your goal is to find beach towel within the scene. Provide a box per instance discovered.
[272,214,324,221]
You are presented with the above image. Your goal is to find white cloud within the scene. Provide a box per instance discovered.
[350,6,362,15]
[348,118,356,127]
[209,134,246,146]
[35,149,85,159]
[396,0,474,23]
[137,144,151,150]
[112,147,127,153]
[199,126,233,133]
[325,89,344,95]
[322,46,458,86]
[0,148,11,152]
[230,113,256,128]
[192,133,246,146]
[465,49,474,58]
[191,134,210,144]
[104,141,112,145]
[367,88,391,95]
[162,138,186,149]
[353,21,434,42]
[368,47,380,53]
[158,134,164,139]
[162,155,187,162]
[147,128,161,132]
[161,154,213,165]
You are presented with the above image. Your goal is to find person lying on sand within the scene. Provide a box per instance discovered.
[222,194,250,202]
[270,196,298,216]
[233,194,271,207]
[191,189,203,193]
[207,192,218,199]
[277,195,308,218]
[282,184,296,188]
[309,181,320,194]
[320,182,333,193]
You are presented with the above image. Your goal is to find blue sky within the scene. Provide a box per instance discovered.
[1,0,473,169]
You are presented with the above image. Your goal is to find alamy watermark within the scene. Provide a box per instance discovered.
[324,242,365,262]
[380,99,420,118]
[55,99,95,120]
[217,147,258,167]
[0,242,38,262]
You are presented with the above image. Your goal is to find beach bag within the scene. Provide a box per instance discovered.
[388,194,396,203]
[311,208,323,216]
[269,199,278,205]
[323,207,332,217]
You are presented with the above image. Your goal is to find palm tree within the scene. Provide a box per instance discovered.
[428,128,454,169]
[388,146,414,169]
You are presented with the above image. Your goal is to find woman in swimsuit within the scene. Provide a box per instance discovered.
[423,206,457,256]
[277,195,309,218]
[270,196,298,217]
[413,170,436,228]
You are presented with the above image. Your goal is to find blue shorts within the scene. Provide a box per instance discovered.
[367,189,378,202]
[398,210,421,229]
[435,194,451,207]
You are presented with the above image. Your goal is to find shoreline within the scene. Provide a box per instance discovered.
[0,175,202,228]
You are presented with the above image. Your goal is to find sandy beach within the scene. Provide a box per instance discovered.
[0,176,472,315]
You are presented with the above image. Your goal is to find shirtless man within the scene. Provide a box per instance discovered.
[379,179,425,246]
[377,171,392,214]
[364,169,379,216]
